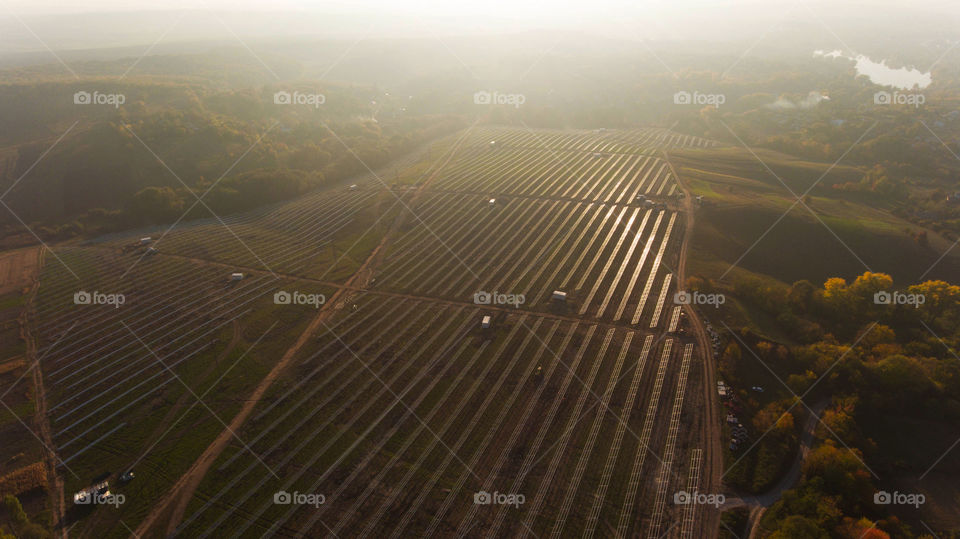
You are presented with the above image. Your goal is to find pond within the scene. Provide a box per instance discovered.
[814,49,932,90]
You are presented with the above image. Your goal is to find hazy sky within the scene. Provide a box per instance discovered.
[1,0,957,54]
[5,0,958,20]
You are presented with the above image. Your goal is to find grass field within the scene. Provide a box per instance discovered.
[670,147,960,287]
[0,247,51,528]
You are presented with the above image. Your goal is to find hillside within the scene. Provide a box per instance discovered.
[670,147,960,286]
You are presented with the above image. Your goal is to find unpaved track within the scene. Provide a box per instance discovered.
[20,248,66,538]
[130,248,647,331]
[664,150,723,538]
[666,149,828,538]
[136,125,478,538]
[135,239,387,538]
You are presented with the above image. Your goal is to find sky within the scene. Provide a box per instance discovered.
[0,0,957,54]
[5,0,958,22]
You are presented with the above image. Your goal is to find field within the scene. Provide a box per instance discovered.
[669,147,960,286]
[21,126,716,537]
[0,247,46,505]
[0,247,39,295]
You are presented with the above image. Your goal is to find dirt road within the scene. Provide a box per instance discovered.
[136,127,477,537]
[133,237,386,537]
[663,150,724,538]
[17,248,67,538]
[664,150,832,538]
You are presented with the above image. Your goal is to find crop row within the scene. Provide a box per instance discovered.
[431,148,675,202]
[646,342,695,537]
[174,295,696,536]
[27,183,376,534]
[375,193,681,326]
[458,126,715,154]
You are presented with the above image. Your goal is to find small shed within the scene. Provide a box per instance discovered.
[230,272,244,281]
[551,290,567,302]
[349,184,358,191]
[481,315,492,329]
[489,140,497,148]
[145,247,158,255]
[139,237,152,245]
[488,198,496,206]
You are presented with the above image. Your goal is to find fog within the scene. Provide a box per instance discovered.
[1,0,959,55]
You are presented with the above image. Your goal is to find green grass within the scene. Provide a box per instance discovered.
[671,146,865,196]
[0,294,26,311]
[673,148,960,286]
[720,507,750,538]
[24,248,342,538]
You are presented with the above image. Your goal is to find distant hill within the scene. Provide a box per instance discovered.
[0,75,463,245]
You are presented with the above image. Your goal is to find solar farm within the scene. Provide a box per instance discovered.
[28,126,718,537]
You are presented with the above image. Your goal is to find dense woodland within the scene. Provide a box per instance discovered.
[702,269,960,537]
[2,38,960,245]
[0,79,463,246]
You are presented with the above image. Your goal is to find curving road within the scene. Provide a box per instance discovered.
[722,399,829,537]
